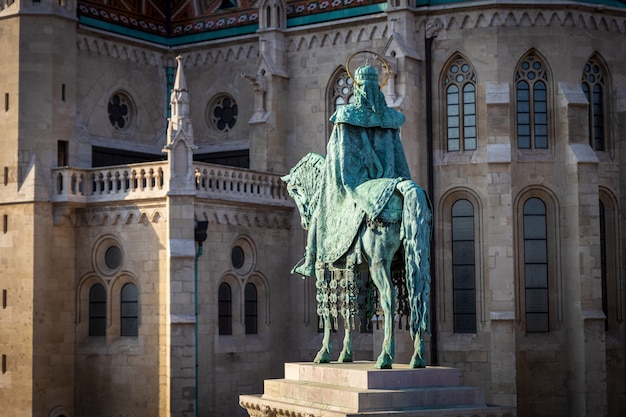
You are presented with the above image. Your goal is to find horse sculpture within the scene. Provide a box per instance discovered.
[282,152,432,369]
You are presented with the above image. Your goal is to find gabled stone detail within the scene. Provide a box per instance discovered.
[185,43,259,66]
[286,21,388,52]
[76,34,163,66]
[195,206,291,229]
[75,204,166,227]
[420,8,626,34]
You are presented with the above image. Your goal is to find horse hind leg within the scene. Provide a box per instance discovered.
[370,262,396,369]
[337,326,353,363]
[409,337,426,368]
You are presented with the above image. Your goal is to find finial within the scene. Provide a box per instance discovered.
[173,55,187,92]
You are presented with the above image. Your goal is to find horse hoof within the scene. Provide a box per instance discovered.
[409,357,426,368]
[338,353,353,363]
[375,354,393,369]
[314,351,331,363]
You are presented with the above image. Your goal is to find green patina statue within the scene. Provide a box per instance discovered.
[282,55,432,369]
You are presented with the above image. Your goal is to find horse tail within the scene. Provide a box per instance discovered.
[397,180,433,340]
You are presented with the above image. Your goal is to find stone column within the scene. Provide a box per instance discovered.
[558,82,606,417]
[247,1,289,173]
[485,82,517,408]
[163,55,199,417]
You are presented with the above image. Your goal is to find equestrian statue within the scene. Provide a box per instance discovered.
[281,52,432,369]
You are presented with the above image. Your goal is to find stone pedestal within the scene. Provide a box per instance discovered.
[239,362,515,417]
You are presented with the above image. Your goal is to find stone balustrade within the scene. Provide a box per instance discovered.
[194,163,290,205]
[51,162,290,206]
[51,162,168,203]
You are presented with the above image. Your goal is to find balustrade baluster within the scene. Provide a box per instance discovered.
[70,173,77,195]
[78,173,85,195]
[114,171,121,193]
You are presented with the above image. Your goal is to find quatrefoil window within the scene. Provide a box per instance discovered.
[108,92,134,130]
[208,94,238,132]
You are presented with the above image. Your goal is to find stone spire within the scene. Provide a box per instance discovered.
[167,55,194,141]
[163,55,197,193]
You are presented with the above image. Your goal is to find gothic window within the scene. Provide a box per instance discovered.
[326,69,355,137]
[121,283,138,336]
[208,94,238,133]
[582,57,606,151]
[452,199,476,333]
[218,283,232,335]
[444,56,477,151]
[107,91,134,131]
[515,52,549,149]
[332,71,354,112]
[89,284,107,336]
[244,283,258,335]
[599,200,607,329]
[598,191,620,333]
[523,197,549,332]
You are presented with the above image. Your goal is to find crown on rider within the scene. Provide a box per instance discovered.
[354,64,378,84]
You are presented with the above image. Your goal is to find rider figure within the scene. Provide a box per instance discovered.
[293,62,411,276]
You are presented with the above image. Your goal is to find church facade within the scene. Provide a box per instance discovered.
[0,1,625,416]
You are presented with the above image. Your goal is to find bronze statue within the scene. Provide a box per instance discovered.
[282,53,432,369]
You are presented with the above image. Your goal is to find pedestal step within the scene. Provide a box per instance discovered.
[240,362,516,417]
[263,379,485,412]
[284,362,461,389]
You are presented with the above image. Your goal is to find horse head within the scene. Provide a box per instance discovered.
[281,152,325,230]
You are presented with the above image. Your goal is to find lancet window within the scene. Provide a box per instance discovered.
[515,52,549,149]
[245,283,258,335]
[582,56,606,151]
[451,199,477,333]
[121,283,138,336]
[218,283,232,335]
[444,56,477,151]
[522,197,549,332]
[89,284,107,336]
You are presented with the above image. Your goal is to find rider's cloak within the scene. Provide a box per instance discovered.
[314,65,411,263]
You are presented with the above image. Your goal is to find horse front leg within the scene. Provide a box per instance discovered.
[314,267,332,363]
[314,312,333,363]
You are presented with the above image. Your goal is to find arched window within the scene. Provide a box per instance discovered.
[326,68,355,137]
[121,283,138,336]
[218,283,232,335]
[523,197,549,332]
[89,284,106,336]
[332,71,354,112]
[582,56,606,151]
[599,200,607,329]
[244,283,258,335]
[451,199,476,333]
[598,191,620,333]
[515,52,549,149]
[444,56,477,151]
